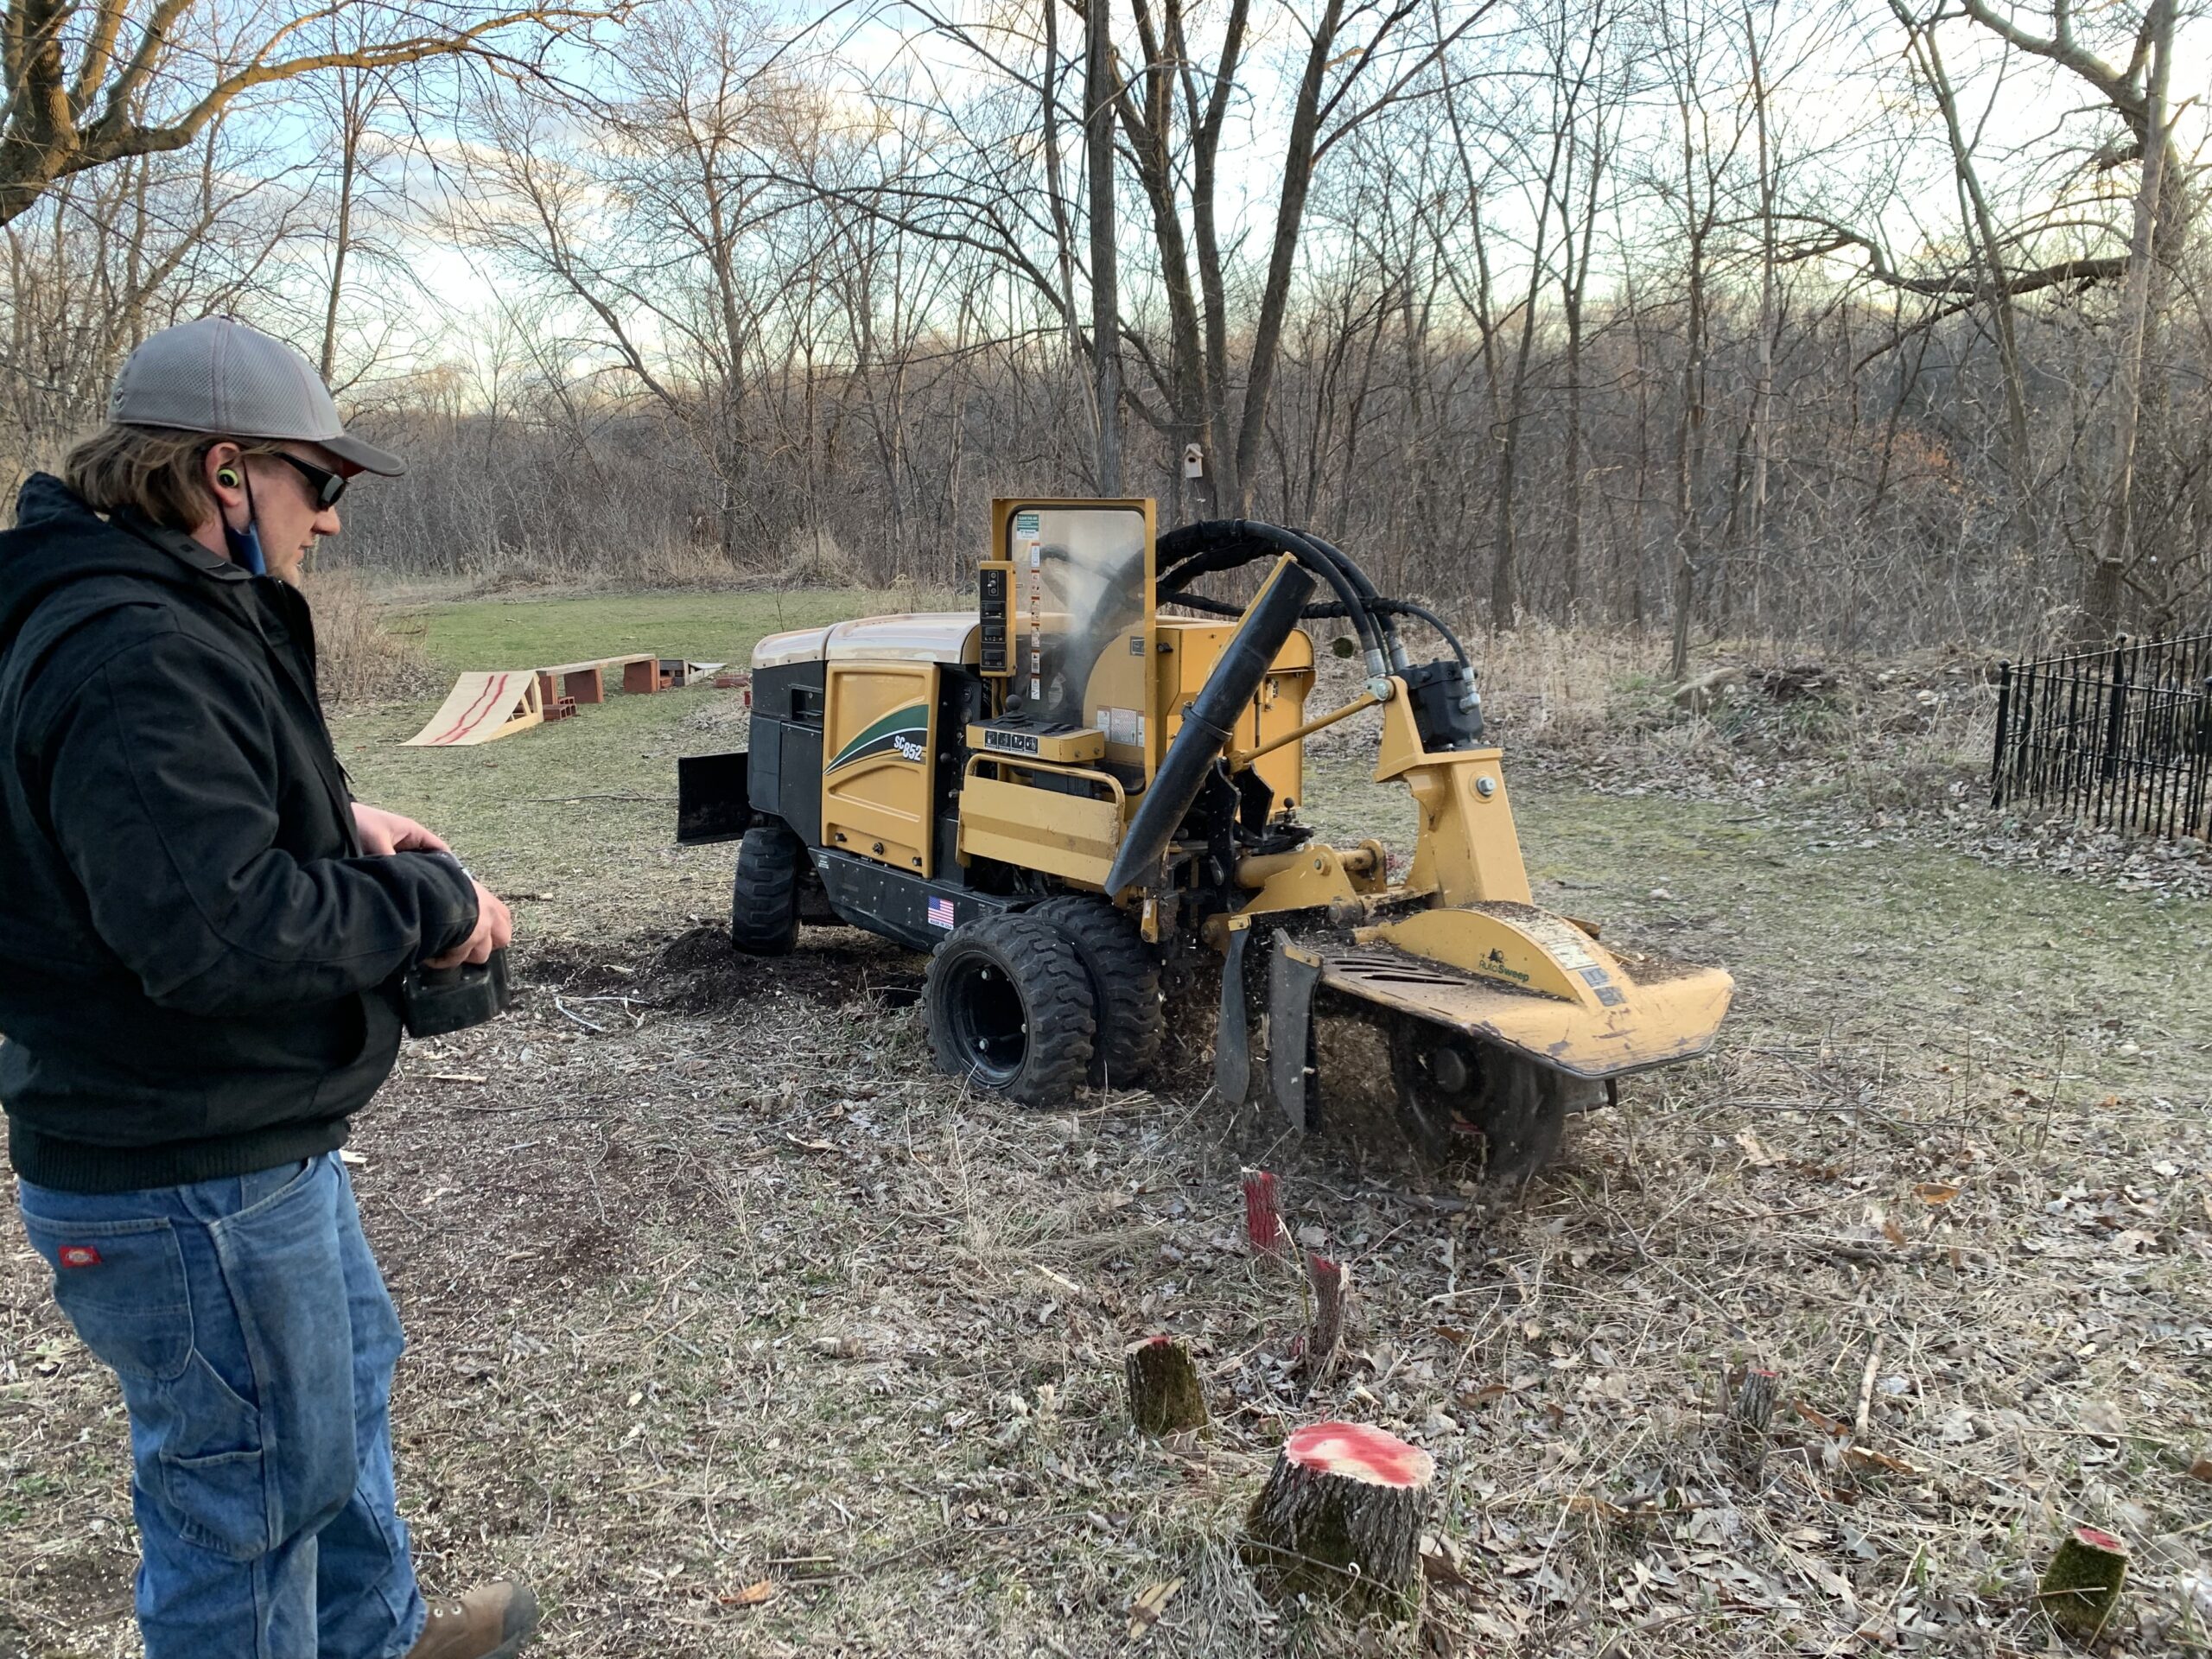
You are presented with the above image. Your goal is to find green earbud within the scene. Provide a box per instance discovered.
[216,467,240,487]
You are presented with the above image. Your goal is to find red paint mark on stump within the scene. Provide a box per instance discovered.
[1284,1422,1433,1488]
[1242,1169,1285,1257]
[2075,1528,2126,1554]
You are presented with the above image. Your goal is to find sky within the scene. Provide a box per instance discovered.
[238,0,2212,392]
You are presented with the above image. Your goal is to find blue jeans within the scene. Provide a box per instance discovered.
[17,1154,428,1659]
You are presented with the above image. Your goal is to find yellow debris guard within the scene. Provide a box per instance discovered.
[1230,686,1732,1097]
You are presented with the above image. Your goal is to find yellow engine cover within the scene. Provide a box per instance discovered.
[822,661,938,874]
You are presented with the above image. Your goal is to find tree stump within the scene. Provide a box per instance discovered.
[1727,1366,1778,1477]
[1124,1336,1207,1435]
[1244,1422,1436,1605]
[2039,1526,2128,1638]
[1732,1367,1778,1433]
[1242,1168,1287,1257]
[1304,1254,1351,1389]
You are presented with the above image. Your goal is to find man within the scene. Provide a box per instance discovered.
[0,318,536,1659]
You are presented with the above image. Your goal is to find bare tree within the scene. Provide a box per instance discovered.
[0,0,616,227]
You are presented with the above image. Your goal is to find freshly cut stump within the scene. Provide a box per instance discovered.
[1124,1336,1208,1435]
[1243,1168,1286,1257]
[1303,1254,1351,1389]
[1245,1422,1436,1605]
[2039,1526,2128,1638]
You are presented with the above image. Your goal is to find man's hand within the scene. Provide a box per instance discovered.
[426,879,512,969]
[353,803,448,856]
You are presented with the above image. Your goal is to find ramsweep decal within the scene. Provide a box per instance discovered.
[827,702,931,773]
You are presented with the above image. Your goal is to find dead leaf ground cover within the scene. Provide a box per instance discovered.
[4,599,2209,1658]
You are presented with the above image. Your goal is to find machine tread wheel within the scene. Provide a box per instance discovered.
[730,820,804,956]
[925,914,1096,1107]
[1029,896,1163,1086]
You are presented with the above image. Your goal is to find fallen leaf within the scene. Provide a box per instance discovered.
[720,1580,777,1607]
[1565,1493,1629,1520]
[1880,1217,1908,1247]
[1736,1128,1778,1167]
[2187,1456,2212,1483]
[1913,1181,1961,1205]
[1127,1576,1183,1639]
[1793,1401,1847,1439]
[1421,1534,1476,1586]
[1843,1445,1922,1477]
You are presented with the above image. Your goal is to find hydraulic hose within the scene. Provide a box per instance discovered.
[1163,589,1469,667]
[1104,559,1318,894]
[1154,520,1389,672]
[1293,529,1408,671]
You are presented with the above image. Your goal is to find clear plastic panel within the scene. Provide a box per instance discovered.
[1004,505,1151,759]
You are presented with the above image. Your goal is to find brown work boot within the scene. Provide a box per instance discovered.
[404,1580,541,1659]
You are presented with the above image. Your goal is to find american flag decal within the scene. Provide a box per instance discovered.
[927,897,956,930]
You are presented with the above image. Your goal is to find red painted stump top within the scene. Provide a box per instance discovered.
[2074,1527,2126,1554]
[1283,1422,1434,1488]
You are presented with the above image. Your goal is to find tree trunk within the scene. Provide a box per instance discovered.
[1745,10,1775,631]
[1904,10,2036,568]
[1228,0,1346,512]
[1669,101,1707,685]
[1084,0,1122,493]
[321,69,362,384]
[2082,0,2174,646]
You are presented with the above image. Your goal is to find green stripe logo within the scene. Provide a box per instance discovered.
[827,701,930,772]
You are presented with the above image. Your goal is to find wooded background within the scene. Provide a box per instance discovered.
[2,0,2203,661]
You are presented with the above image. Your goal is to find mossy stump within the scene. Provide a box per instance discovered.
[2039,1526,2127,1639]
[1124,1336,1207,1435]
[1244,1422,1435,1608]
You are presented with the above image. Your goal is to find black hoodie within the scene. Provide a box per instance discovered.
[0,474,479,1192]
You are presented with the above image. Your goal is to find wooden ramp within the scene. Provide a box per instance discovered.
[402,671,544,747]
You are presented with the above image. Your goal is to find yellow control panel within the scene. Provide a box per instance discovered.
[966,720,1107,765]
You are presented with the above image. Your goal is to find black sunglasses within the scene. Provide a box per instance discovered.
[270,451,348,510]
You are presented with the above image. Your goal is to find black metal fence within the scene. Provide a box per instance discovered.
[1992,633,2212,841]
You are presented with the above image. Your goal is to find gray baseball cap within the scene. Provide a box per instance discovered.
[109,315,404,476]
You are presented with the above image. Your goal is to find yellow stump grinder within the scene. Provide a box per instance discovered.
[677,499,1732,1180]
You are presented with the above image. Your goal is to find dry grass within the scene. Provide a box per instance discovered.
[306,564,441,706]
[6,623,2211,1659]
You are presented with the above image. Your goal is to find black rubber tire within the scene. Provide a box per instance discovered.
[729,820,804,957]
[924,913,1096,1107]
[1029,896,1164,1086]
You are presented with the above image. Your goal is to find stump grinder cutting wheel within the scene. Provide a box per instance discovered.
[677,499,1732,1185]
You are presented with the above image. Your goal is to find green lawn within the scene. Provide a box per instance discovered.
[388,586,958,677]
